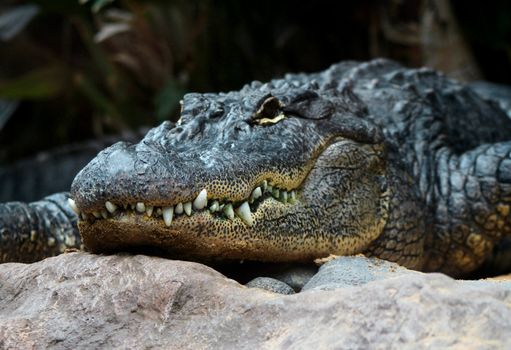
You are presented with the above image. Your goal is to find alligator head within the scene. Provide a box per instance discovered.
[70,65,390,262]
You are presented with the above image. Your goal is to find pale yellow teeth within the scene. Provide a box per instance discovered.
[250,187,262,203]
[82,180,298,224]
[68,198,80,215]
[175,202,184,214]
[289,191,297,204]
[235,202,253,226]
[163,206,174,227]
[280,191,288,203]
[223,203,234,220]
[193,189,208,210]
[209,200,220,212]
[105,201,117,214]
[136,202,146,213]
[184,202,192,216]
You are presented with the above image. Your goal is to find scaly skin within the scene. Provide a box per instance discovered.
[2,59,511,277]
[0,193,81,263]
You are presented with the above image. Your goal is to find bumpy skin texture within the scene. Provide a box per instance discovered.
[3,59,511,277]
[0,193,81,262]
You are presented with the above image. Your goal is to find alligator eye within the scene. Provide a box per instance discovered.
[252,96,286,125]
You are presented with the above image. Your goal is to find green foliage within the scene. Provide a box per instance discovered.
[155,79,185,122]
[0,65,67,99]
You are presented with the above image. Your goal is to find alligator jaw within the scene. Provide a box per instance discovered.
[76,190,315,262]
[72,179,298,228]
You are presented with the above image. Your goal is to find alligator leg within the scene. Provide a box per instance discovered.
[0,192,81,263]
[426,141,511,275]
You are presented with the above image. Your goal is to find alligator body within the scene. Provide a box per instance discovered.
[2,59,511,277]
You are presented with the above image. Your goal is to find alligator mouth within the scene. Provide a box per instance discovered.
[68,179,298,228]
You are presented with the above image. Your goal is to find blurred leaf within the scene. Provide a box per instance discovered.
[0,99,19,131]
[155,79,184,121]
[0,4,40,42]
[79,0,115,13]
[73,18,114,81]
[74,73,120,120]
[94,22,131,42]
[0,65,67,99]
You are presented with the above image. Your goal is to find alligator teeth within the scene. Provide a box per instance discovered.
[209,200,220,212]
[84,183,298,223]
[68,198,80,215]
[184,202,192,216]
[250,187,262,203]
[223,203,235,220]
[175,202,184,214]
[289,190,297,204]
[105,201,117,213]
[235,202,253,226]
[136,202,146,213]
[193,189,208,210]
[280,191,288,204]
[163,206,174,227]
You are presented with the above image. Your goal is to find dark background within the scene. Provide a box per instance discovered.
[0,0,510,164]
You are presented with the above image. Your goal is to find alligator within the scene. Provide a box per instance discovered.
[1,59,511,278]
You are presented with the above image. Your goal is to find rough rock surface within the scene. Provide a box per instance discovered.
[303,255,417,291]
[1,253,511,349]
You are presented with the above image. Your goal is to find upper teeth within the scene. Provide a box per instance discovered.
[193,189,208,210]
[136,202,145,213]
[76,180,298,228]
[235,202,253,226]
[163,207,174,227]
[105,201,117,213]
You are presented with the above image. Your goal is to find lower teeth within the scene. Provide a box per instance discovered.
[77,181,297,226]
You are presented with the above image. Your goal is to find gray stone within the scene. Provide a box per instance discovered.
[246,277,295,294]
[269,265,318,291]
[302,255,416,291]
[1,252,511,349]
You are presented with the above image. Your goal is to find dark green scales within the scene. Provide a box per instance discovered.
[1,59,511,277]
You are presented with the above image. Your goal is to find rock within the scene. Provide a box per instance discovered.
[303,255,417,291]
[269,264,318,291]
[245,277,295,294]
[1,252,511,349]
